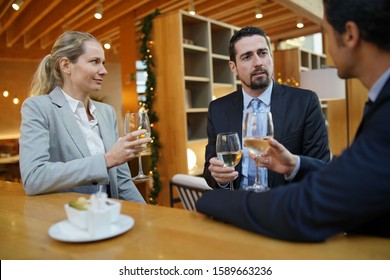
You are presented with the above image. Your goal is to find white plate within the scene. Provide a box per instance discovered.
[48,214,134,243]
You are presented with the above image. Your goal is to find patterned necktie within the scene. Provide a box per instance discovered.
[251,98,260,113]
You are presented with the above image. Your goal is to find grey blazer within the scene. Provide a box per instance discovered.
[19,87,145,203]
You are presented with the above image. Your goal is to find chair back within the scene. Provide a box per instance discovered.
[169,174,212,211]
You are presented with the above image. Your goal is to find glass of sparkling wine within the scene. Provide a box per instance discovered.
[216,132,242,191]
[124,112,151,182]
[243,112,274,192]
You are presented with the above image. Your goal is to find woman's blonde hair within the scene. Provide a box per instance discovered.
[29,31,100,96]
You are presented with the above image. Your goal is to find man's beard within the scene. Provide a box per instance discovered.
[241,74,270,90]
[250,75,270,90]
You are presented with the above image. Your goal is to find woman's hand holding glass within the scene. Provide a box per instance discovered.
[104,129,150,169]
[124,112,152,182]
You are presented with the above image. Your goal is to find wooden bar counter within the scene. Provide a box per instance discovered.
[0,180,389,260]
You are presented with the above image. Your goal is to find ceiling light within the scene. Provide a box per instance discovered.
[255,3,263,19]
[12,0,24,11]
[3,90,9,97]
[297,18,304,29]
[103,40,111,50]
[94,2,103,20]
[188,1,196,15]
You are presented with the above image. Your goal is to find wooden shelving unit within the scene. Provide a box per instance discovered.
[274,48,326,83]
[273,47,351,156]
[153,10,239,191]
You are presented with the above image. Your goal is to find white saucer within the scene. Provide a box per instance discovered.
[48,214,134,243]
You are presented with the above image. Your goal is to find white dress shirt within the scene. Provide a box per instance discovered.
[61,89,106,157]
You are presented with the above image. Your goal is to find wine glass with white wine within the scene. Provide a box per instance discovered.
[243,111,274,192]
[216,132,242,191]
[124,112,151,182]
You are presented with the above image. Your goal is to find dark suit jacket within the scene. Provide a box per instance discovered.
[203,81,330,189]
[197,78,390,242]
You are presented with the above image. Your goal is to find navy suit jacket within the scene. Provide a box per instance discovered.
[203,81,330,189]
[197,78,390,242]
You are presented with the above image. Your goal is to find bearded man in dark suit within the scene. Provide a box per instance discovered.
[204,26,330,190]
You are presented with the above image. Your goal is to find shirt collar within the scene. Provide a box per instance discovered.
[61,88,95,115]
[368,68,390,103]
[243,82,273,109]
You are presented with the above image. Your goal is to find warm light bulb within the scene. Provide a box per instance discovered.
[12,3,20,10]
[297,19,304,28]
[189,1,196,15]
[94,3,103,19]
[94,12,102,19]
[12,0,23,11]
[255,3,263,19]
[3,90,9,97]
[13,97,19,104]
[104,41,111,49]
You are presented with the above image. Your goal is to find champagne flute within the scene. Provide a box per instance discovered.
[124,112,151,182]
[243,112,274,192]
[216,132,242,191]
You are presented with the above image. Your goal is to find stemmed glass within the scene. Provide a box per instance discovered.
[216,132,242,191]
[124,112,151,182]
[243,112,274,192]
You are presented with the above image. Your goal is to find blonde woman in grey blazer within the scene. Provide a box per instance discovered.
[19,31,147,203]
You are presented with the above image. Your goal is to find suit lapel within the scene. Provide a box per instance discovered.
[270,82,287,141]
[230,90,244,140]
[269,82,288,187]
[50,87,91,157]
